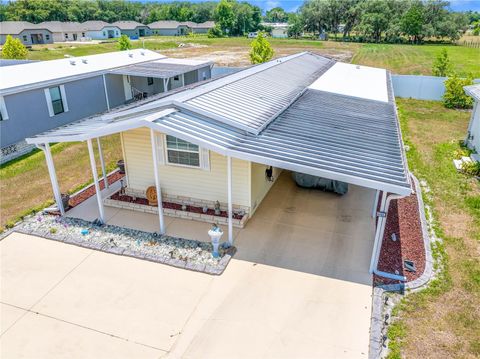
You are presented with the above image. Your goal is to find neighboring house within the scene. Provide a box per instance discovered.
[27,52,411,278]
[0,21,53,45]
[148,21,215,36]
[39,21,87,42]
[262,22,289,38]
[111,21,152,38]
[82,21,121,40]
[0,49,212,164]
[464,84,480,153]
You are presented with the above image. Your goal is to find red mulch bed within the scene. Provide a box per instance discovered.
[373,179,426,286]
[109,192,245,220]
[68,171,125,209]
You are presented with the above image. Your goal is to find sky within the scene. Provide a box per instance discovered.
[131,0,480,13]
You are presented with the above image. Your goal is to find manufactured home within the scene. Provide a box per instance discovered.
[82,21,121,40]
[464,84,480,153]
[0,49,212,163]
[148,21,215,36]
[27,52,411,279]
[39,21,87,42]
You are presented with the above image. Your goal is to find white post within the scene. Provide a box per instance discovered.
[42,143,65,215]
[102,74,110,111]
[96,137,108,189]
[227,156,233,245]
[150,129,165,234]
[181,73,185,87]
[369,191,387,273]
[372,190,380,218]
[163,78,168,93]
[87,139,105,223]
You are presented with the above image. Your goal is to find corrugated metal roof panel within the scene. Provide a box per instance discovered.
[110,59,212,78]
[185,52,334,134]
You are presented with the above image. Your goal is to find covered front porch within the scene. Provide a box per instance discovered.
[66,170,376,282]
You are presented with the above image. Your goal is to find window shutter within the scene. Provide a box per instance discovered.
[200,148,210,171]
[44,89,54,117]
[155,133,165,165]
[60,85,69,112]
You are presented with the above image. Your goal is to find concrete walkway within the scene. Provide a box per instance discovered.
[1,173,375,358]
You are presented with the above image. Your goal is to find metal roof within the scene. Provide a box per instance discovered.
[26,52,411,195]
[464,84,480,101]
[110,58,213,78]
[185,52,334,134]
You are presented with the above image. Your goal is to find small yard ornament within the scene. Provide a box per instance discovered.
[146,186,158,206]
[214,200,221,215]
[208,223,223,258]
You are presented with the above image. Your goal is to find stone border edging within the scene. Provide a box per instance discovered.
[368,173,436,359]
[0,222,236,277]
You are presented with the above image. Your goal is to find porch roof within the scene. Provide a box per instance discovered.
[109,58,214,79]
[26,52,411,196]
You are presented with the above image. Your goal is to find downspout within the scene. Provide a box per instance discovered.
[370,192,407,282]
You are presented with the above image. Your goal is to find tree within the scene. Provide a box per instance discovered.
[249,32,274,64]
[207,24,223,38]
[432,48,452,77]
[401,1,425,44]
[1,35,28,59]
[288,13,303,39]
[265,7,288,23]
[214,0,235,34]
[443,73,474,109]
[118,34,131,51]
[356,0,392,43]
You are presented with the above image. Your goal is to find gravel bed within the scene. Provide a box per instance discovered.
[12,213,235,275]
[374,178,425,286]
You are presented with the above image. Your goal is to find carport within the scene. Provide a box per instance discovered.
[26,52,411,281]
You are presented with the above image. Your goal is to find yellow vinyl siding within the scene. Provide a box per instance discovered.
[122,127,251,207]
[250,162,282,214]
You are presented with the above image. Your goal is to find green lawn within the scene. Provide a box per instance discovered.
[25,36,479,77]
[386,99,480,359]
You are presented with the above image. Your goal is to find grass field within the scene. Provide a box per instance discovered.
[0,135,122,229]
[387,99,480,359]
[26,36,480,77]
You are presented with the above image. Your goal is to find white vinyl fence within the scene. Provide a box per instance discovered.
[392,75,480,101]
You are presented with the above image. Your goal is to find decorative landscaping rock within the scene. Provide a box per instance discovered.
[11,213,235,275]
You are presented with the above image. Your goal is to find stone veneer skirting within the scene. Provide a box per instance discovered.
[104,189,250,228]
[0,140,36,164]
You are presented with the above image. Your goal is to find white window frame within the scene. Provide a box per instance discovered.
[44,85,69,117]
[162,134,210,170]
[0,96,9,120]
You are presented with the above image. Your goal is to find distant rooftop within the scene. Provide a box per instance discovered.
[0,21,50,35]
[111,21,149,30]
[0,49,165,95]
[38,21,87,33]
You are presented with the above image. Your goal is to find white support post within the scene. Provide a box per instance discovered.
[227,156,233,246]
[42,143,65,215]
[181,73,185,87]
[372,190,380,218]
[96,137,108,189]
[163,78,168,93]
[102,74,110,111]
[369,191,387,273]
[87,139,105,223]
[150,129,165,234]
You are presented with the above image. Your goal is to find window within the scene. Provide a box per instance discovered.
[0,96,8,121]
[147,77,154,86]
[65,33,68,39]
[22,35,27,42]
[103,31,106,36]
[45,86,68,116]
[173,75,179,81]
[202,71,207,80]
[82,32,85,37]
[46,34,50,40]
[165,135,200,167]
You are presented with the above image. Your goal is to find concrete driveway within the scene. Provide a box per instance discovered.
[1,174,375,359]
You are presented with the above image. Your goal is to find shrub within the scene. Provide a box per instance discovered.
[249,32,274,64]
[432,48,452,77]
[1,35,28,59]
[462,161,480,176]
[443,74,474,109]
[118,34,132,51]
[207,25,223,38]
[49,227,57,234]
